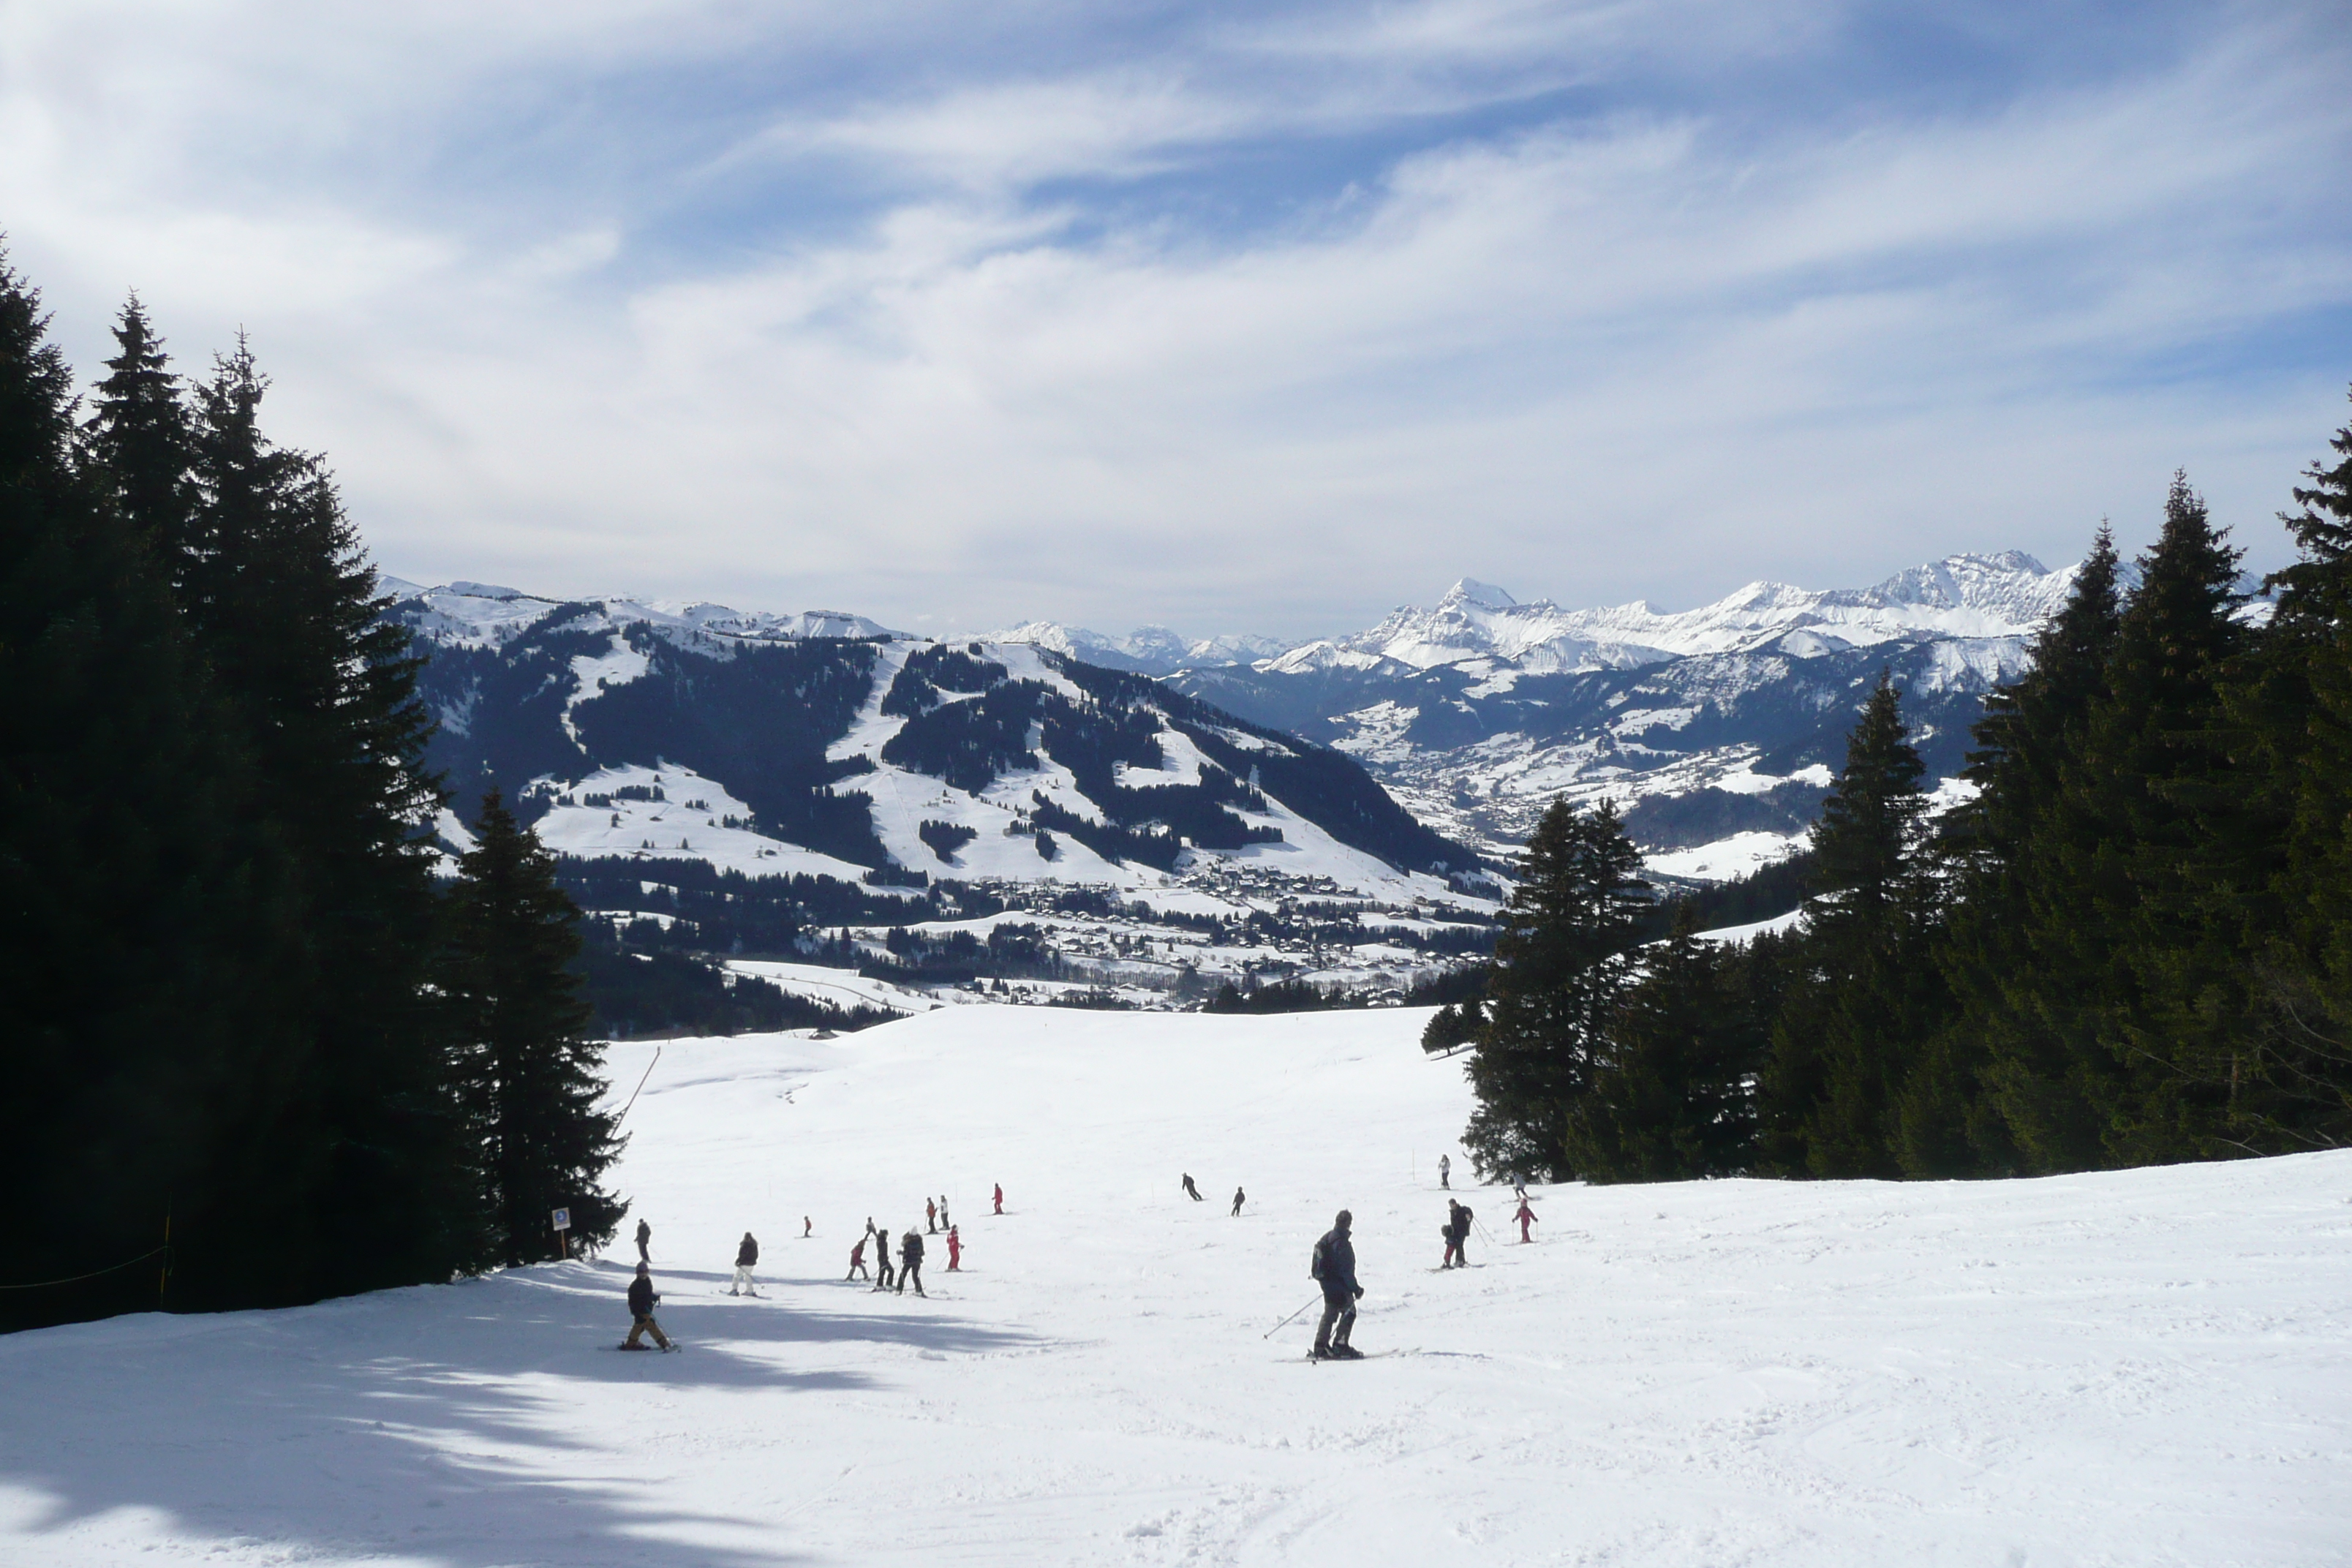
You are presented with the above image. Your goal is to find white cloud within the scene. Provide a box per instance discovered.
[0,1,2345,639]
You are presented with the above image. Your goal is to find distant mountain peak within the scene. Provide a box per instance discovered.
[1444,578,1518,611]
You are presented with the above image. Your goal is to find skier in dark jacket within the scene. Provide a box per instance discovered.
[898,1229,926,1296]
[731,1232,759,1295]
[1310,1210,1363,1360]
[1231,1186,1245,1217]
[635,1218,652,1263]
[622,1262,672,1350]
[1182,1173,1203,1202]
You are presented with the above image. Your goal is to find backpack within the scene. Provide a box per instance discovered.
[1310,1233,1330,1281]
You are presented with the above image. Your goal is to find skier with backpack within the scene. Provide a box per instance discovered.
[899,1229,926,1296]
[730,1232,759,1295]
[621,1262,674,1351]
[1310,1210,1363,1360]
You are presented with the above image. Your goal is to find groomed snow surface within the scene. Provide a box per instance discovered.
[6,1008,2350,1566]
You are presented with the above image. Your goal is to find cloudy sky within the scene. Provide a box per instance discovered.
[4,1,2347,639]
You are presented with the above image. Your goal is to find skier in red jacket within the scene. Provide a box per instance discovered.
[992,1183,1003,1215]
[1514,1198,1537,1243]
[946,1225,962,1270]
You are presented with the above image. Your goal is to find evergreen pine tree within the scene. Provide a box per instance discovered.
[0,251,266,1327]
[444,790,625,1265]
[1565,905,1763,1181]
[1759,674,1947,1177]
[1461,797,1648,1180]
[185,340,471,1300]
[2078,476,2251,1163]
[2221,391,2352,1150]
[82,295,198,574]
[1937,527,2124,1171]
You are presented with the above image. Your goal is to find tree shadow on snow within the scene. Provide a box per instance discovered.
[0,1257,1049,1567]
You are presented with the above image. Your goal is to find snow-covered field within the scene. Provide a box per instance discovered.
[6,1008,2350,1566]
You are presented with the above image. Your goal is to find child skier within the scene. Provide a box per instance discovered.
[1515,1197,1537,1243]
[946,1225,961,1271]
[1439,1154,1450,1190]
[847,1236,870,1281]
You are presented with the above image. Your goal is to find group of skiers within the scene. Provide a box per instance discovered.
[845,1210,960,1295]
[619,1162,1533,1358]
[1181,1172,1250,1216]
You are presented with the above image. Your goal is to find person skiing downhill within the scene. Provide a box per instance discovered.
[635,1218,652,1264]
[847,1236,870,1281]
[1310,1210,1363,1360]
[992,1183,1004,1215]
[1514,1197,1537,1243]
[946,1225,961,1271]
[622,1262,673,1350]
[926,1198,937,1234]
[1438,1155,1450,1191]
[731,1232,759,1295]
[899,1229,926,1296]
[1231,1186,1245,1217]
[1182,1173,1203,1202]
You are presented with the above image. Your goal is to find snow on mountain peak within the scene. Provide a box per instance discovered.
[1444,578,1518,611]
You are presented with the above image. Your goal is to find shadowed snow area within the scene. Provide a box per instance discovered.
[4,1009,2351,1564]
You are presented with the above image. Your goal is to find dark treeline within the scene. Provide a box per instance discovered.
[1,257,621,1330]
[1438,407,2352,1184]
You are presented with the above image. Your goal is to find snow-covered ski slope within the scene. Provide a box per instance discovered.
[5,1007,2350,1567]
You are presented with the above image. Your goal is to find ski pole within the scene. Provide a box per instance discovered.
[1262,1295,1319,1338]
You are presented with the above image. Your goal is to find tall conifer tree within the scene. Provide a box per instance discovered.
[2222,392,2352,1149]
[0,254,265,1327]
[1759,674,1945,1177]
[185,341,471,1299]
[2077,477,2250,1162]
[1938,529,2125,1171]
[1462,797,1648,1180]
[444,791,624,1265]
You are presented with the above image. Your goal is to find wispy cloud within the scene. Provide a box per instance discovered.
[1,1,2344,638]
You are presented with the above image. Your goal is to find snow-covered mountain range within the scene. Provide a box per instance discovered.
[984,552,2098,870]
[376,551,2087,1004]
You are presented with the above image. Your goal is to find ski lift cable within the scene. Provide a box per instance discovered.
[0,1245,170,1292]
[614,1041,664,1129]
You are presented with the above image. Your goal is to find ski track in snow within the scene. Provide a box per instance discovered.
[4,1006,2351,1566]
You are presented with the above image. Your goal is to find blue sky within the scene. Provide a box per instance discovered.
[4,0,2346,638]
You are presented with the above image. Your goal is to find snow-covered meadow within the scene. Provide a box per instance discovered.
[5,1006,2350,1565]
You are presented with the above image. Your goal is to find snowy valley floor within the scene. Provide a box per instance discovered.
[4,1007,2351,1567]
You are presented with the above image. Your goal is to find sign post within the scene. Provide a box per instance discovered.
[551,1207,572,1259]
